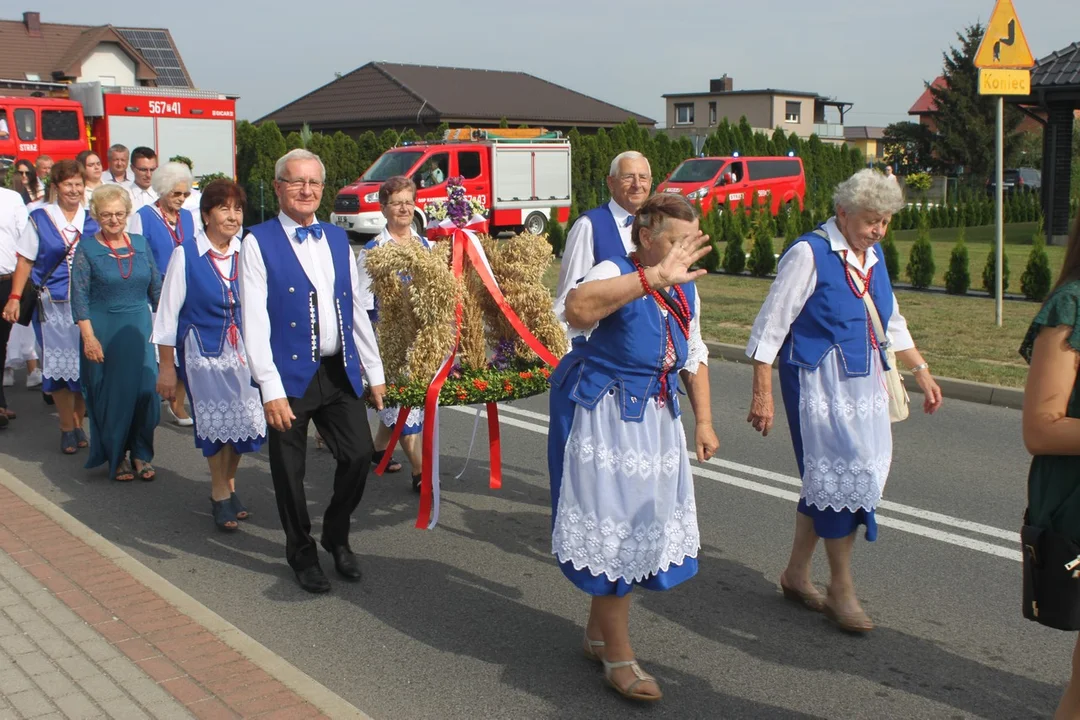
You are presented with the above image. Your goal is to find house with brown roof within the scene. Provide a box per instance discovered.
[844,126,887,163]
[0,11,192,96]
[256,61,655,136]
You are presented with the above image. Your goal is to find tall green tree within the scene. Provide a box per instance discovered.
[929,23,1023,181]
[881,122,935,174]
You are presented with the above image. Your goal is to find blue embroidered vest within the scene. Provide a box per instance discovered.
[581,204,626,265]
[550,255,697,422]
[137,205,195,278]
[248,218,366,398]
[29,207,100,302]
[176,238,238,358]
[781,229,894,376]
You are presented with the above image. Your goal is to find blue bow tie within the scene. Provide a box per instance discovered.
[294,224,324,242]
[624,215,635,228]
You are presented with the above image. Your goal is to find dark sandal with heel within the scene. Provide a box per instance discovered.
[210,498,239,532]
[412,473,422,493]
[60,430,78,455]
[229,492,250,520]
[74,428,88,448]
[371,449,403,473]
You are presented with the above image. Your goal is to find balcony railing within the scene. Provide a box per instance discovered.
[812,123,845,138]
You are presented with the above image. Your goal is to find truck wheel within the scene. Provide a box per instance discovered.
[524,212,547,236]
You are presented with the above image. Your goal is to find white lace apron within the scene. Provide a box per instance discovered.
[183,331,266,445]
[552,393,699,584]
[797,349,892,512]
[40,295,80,382]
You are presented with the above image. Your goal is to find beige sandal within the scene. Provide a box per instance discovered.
[582,632,605,663]
[602,657,662,702]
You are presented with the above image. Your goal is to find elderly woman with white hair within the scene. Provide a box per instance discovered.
[134,161,196,425]
[745,169,943,633]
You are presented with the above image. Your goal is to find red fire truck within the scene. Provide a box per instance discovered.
[0,83,237,177]
[331,130,571,240]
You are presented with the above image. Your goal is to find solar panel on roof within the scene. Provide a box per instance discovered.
[117,29,189,87]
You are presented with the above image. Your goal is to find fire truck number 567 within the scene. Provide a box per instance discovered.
[148,101,182,116]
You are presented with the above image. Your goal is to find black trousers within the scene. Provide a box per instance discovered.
[0,276,13,410]
[267,354,375,571]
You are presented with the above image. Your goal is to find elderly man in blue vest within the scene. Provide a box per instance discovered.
[554,151,653,329]
[239,149,386,594]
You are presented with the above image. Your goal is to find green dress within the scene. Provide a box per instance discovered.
[1020,279,1080,543]
[70,234,162,477]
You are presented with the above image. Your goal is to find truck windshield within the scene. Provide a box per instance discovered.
[668,159,725,183]
[362,151,424,182]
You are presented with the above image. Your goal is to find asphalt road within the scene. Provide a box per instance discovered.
[0,360,1068,720]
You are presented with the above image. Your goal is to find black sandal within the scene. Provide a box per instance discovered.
[372,449,403,473]
[229,492,250,520]
[210,498,238,532]
[60,430,78,455]
[114,460,134,482]
[135,462,155,481]
[412,473,422,493]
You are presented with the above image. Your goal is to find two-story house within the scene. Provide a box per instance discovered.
[662,76,852,149]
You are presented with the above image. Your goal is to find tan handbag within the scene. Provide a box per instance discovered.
[846,264,910,423]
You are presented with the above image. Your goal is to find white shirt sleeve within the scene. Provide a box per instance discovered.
[886,294,915,352]
[356,247,375,313]
[554,215,596,318]
[238,232,285,404]
[555,260,622,339]
[151,245,187,347]
[348,245,385,387]
[16,214,39,261]
[683,291,709,374]
[127,209,143,236]
[746,242,817,364]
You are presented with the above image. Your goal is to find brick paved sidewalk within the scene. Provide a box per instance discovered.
[0,476,365,720]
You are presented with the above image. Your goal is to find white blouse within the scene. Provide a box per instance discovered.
[152,231,241,347]
[746,217,914,365]
[558,260,709,375]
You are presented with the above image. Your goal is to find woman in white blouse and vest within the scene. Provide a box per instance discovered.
[745,169,943,633]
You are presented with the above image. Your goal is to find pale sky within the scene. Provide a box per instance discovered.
[17,0,1080,128]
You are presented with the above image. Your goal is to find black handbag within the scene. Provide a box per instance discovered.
[1021,512,1080,630]
[16,251,68,327]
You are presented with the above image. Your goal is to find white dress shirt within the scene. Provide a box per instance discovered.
[128,184,158,214]
[555,199,635,317]
[103,168,135,184]
[152,231,240,347]
[746,217,914,364]
[239,212,385,404]
[17,203,87,264]
[0,188,32,275]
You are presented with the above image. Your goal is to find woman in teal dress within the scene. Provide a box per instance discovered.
[71,185,162,482]
[1021,210,1080,718]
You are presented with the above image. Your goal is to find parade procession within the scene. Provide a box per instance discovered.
[0,2,1078,718]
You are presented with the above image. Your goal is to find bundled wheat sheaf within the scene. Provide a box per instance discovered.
[364,232,567,407]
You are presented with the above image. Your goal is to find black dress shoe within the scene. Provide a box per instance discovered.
[321,542,362,581]
[294,565,331,594]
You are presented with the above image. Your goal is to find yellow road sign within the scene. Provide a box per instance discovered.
[979,68,1032,95]
[975,0,1035,69]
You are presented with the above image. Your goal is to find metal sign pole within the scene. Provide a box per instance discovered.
[995,96,1004,327]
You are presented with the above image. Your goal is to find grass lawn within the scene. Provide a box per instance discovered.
[543,255,1041,388]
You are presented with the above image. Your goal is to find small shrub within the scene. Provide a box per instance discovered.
[905,172,933,192]
[1020,222,1052,301]
[944,227,970,295]
[747,218,776,277]
[545,208,565,256]
[722,229,746,275]
[906,215,936,289]
[881,225,900,285]
[981,247,1011,297]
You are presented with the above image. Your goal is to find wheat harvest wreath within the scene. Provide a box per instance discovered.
[363,176,566,528]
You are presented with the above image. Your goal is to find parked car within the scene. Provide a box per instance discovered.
[656,155,805,215]
[987,167,1041,195]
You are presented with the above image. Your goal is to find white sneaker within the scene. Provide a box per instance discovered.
[25,369,42,389]
[2,369,12,387]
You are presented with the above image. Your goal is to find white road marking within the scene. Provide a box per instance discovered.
[447,404,1022,562]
